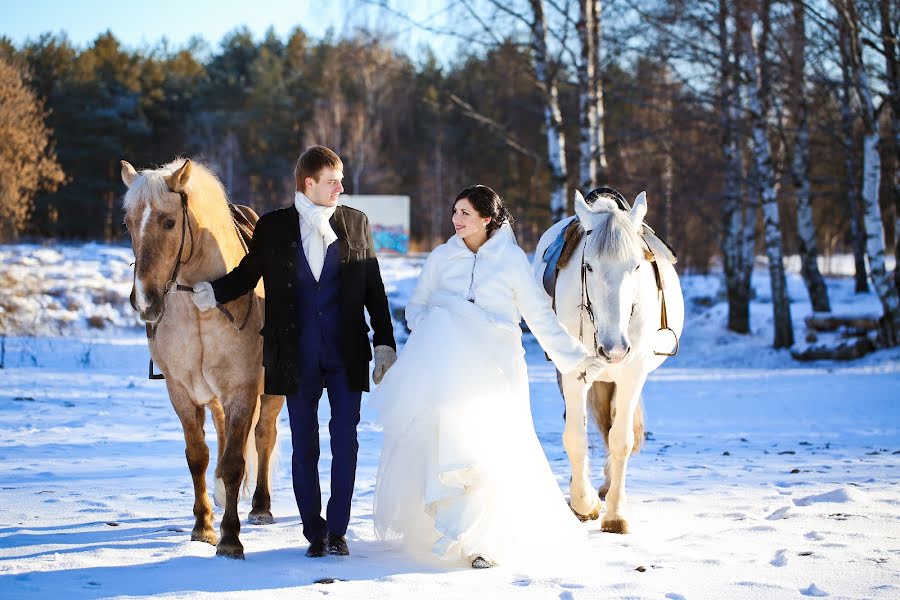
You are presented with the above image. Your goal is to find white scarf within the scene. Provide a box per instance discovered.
[293,192,338,281]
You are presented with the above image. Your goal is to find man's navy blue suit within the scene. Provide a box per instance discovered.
[287,239,359,544]
[209,204,396,545]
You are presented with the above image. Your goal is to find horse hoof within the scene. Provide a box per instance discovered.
[601,517,629,534]
[191,529,218,546]
[570,503,600,522]
[216,541,245,560]
[248,511,274,525]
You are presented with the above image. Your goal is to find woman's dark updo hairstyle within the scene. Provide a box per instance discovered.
[453,185,514,234]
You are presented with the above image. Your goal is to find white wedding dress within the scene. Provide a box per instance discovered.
[373,224,590,568]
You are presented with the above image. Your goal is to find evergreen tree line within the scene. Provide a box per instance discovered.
[0,1,895,287]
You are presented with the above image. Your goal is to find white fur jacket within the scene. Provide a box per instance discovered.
[406,224,589,374]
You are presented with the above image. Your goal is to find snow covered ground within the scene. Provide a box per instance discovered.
[1,244,898,599]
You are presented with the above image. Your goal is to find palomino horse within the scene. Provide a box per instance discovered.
[121,158,284,558]
[534,190,684,533]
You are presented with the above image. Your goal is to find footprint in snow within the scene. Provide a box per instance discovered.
[793,487,860,507]
[665,594,687,600]
[766,506,793,520]
[800,583,829,596]
[804,531,825,541]
[770,549,787,567]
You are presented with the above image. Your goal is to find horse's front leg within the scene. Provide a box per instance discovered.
[208,399,227,507]
[215,387,255,559]
[602,370,647,534]
[561,371,599,520]
[167,383,217,545]
[249,393,285,525]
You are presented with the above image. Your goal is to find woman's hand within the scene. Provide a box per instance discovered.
[573,357,609,384]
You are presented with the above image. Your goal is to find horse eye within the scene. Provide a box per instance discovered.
[120,221,129,231]
[164,219,176,230]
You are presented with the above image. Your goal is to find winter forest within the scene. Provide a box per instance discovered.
[1,1,899,599]
[2,0,899,349]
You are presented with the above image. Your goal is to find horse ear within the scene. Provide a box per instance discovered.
[573,189,592,220]
[121,160,138,188]
[629,191,648,229]
[166,159,192,192]
[574,189,601,230]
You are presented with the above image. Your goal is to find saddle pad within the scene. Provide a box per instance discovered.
[542,219,583,297]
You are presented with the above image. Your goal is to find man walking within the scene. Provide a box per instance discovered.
[192,145,397,557]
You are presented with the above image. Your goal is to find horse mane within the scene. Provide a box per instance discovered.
[123,158,228,214]
[585,207,644,263]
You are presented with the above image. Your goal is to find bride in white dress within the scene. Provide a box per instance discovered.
[374,185,604,569]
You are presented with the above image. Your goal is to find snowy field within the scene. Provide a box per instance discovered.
[0,243,898,599]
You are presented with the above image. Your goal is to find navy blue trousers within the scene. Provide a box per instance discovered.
[285,345,362,543]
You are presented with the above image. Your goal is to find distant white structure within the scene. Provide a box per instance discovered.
[340,195,411,255]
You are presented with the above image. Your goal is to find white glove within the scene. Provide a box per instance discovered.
[572,356,609,384]
[372,345,398,384]
[191,281,218,312]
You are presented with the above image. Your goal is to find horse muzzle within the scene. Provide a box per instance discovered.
[135,288,164,323]
[598,344,631,364]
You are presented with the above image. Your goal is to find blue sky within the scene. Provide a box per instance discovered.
[1,0,455,61]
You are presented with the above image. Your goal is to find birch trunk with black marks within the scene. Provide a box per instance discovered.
[790,0,830,312]
[838,22,869,293]
[838,0,900,344]
[719,0,754,333]
[591,0,608,186]
[878,0,900,295]
[577,0,597,190]
[530,0,568,221]
[739,4,794,348]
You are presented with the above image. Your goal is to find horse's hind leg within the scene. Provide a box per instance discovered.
[168,386,217,545]
[601,372,647,534]
[216,388,256,559]
[249,393,285,525]
[561,372,600,521]
[591,381,616,500]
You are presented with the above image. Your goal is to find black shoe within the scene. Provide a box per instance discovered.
[471,556,492,569]
[326,533,350,556]
[305,539,328,558]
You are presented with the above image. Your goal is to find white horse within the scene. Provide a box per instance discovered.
[533,190,684,533]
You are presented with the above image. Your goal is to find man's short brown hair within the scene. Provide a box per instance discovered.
[294,145,343,192]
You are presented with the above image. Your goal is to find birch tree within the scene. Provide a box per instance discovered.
[529,0,569,221]
[788,0,830,312]
[577,0,598,190]
[738,1,794,348]
[835,0,900,344]
[590,0,609,186]
[836,33,869,293]
[876,0,900,294]
[718,0,754,333]
[576,0,608,190]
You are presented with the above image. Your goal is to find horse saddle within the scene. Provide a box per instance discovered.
[228,203,258,249]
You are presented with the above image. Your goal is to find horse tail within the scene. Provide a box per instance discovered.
[242,395,262,499]
[587,381,644,454]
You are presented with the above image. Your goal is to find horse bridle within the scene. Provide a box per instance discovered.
[131,188,253,379]
[575,226,679,380]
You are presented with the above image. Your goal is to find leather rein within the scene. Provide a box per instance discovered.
[131,189,253,379]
